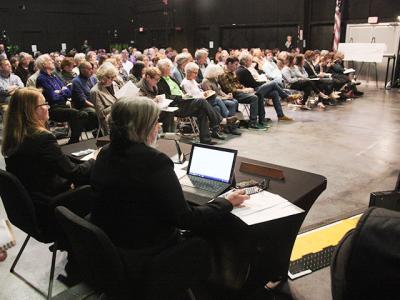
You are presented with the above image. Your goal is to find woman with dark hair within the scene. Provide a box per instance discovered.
[282,54,329,106]
[91,96,248,298]
[129,61,145,84]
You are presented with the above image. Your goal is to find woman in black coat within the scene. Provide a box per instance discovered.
[2,87,94,227]
[90,96,248,293]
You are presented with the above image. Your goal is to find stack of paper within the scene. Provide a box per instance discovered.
[230,191,304,225]
[174,161,188,179]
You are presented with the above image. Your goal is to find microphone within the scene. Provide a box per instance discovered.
[162,133,186,164]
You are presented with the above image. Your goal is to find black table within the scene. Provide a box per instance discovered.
[62,138,326,290]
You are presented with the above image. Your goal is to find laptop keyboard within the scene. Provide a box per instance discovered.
[188,175,225,193]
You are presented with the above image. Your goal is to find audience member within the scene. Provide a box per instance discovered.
[219,56,264,129]
[172,52,192,84]
[0,44,7,59]
[0,58,24,103]
[59,57,77,85]
[236,53,293,122]
[14,52,32,85]
[194,49,209,83]
[121,49,133,74]
[156,59,223,144]
[282,54,329,106]
[71,61,98,132]
[202,64,241,135]
[36,54,87,144]
[90,62,120,135]
[129,61,145,84]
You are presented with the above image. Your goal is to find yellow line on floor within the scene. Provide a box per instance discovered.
[290,214,362,261]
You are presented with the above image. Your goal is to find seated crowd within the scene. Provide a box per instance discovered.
[1,45,363,144]
[0,43,365,297]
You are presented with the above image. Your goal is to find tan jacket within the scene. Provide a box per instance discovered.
[90,81,120,134]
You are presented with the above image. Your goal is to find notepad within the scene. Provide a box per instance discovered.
[230,191,304,225]
[0,219,16,251]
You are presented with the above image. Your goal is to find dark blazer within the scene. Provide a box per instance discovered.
[304,60,318,78]
[236,65,263,89]
[5,131,94,201]
[90,142,233,251]
[157,76,182,106]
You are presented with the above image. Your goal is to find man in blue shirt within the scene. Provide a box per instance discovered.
[36,54,87,144]
[71,61,98,132]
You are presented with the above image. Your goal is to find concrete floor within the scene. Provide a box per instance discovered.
[0,85,399,299]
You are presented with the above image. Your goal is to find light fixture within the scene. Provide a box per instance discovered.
[397,16,400,22]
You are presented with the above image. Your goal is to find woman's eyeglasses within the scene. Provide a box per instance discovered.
[35,102,49,108]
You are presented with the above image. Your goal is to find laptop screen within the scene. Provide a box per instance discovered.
[188,144,237,183]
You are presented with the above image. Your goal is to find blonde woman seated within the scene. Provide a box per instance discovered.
[202,64,240,135]
[2,87,94,232]
[90,62,120,135]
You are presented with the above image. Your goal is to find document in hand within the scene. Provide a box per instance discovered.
[115,81,140,99]
[343,68,355,74]
[155,96,174,110]
[0,219,16,251]
[230,191,304,225]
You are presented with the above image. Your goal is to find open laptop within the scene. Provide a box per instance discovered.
[180,143,237,201]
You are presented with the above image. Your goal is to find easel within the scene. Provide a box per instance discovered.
[354,37,379,88]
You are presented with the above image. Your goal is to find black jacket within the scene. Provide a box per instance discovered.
[5,131,93,200]
[90,142,233,251]
[236,65,263,89]
[157,76,182,106]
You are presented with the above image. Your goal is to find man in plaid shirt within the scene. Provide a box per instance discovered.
[219,56,266,130]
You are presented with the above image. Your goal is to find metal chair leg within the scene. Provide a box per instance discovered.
[10,235,30,272]
[47,242,57,300]
[10,237,57,299]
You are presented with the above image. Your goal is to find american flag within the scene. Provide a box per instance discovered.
[333,0,343,51]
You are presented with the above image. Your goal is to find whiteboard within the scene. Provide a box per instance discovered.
[345,23,400,56]
[338,43,386,63]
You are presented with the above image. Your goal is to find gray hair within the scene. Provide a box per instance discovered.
[35,54,52,71]
[110,96,160,145]
[203,63,224,79]
[156,58,173,72]
[184,62,199,74]
[238,52,252,65]
[96,62,118,81]
[74,53,86,64]
[18,52,31,63]
[195,49,208,60]
[175,52,192,67]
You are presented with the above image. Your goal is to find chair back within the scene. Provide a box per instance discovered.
[55,206,129,299]
[331,207,400,300]
[0,169,41,237]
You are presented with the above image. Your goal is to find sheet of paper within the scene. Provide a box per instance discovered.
[163,106,179,112]
[115,81,140,99]
[343,68,355,74]
[174,161,188,179]
[240,201,304,225]
[80,152,95,161]
[155,97,173,109]
[230,191,288,218]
